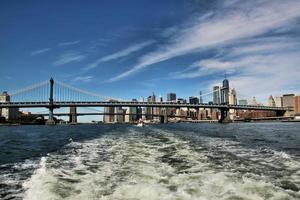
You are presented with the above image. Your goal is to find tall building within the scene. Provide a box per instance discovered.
[213,86,220,104]
[167,93,176,102]
[103,99,117,123]
[239,99,248,105]
[177,98,186,103]
[251,96,257,105]
[282,94,295,116]
[221,79,229,104]
[146,92,156,120]
[228,88,237,105]
[282,94,295,109]
[228,88,237,119]
[127,99,138,122]
[158,95,163,103]
[199,91,203,103]
[268,95,275,107]
[275,96,283,107]
[189,96,199,104]
[114,107,125,123]
[140,96,146,120]
[0,91,19,121]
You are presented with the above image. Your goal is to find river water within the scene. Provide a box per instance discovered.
[0,123,299,200]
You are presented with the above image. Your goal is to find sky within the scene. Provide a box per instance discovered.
[1,0,300,108]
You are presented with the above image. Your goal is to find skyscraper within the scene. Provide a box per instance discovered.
[167,93,176,102]
[221,79,229,104]
[251,96,257,105]
[229,88,237,105]
[268,95,275,107]
[189,96,199,104]
[275,97,283,107]
[213,86,220,104]
[282,94,295,116]
[199,91,203,103]
[282,94,295,109]
[103,99,117,123]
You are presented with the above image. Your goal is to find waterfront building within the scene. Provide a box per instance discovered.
[268,95,275,107]
[294,96,300,114]
[0,91,19,121]
[211,111,219,120]
[167,93,176,102]
[275,96,283,107]
[176,108,187,118]
[213,86,220,104]
[239,99,248,105]
[221,79,229,104]
[189,96,199,104]
[238,110,276,119]
[198,109,208,120]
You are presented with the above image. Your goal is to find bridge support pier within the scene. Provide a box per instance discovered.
[69,106,77,124]
[218,108,231,123]
[46,107,55,125]
[159,108,168,124]
[46,78,56,125]
[164,108,168,123]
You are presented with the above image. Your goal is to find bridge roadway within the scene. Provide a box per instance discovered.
[0,101,289,111]
[35,113,188,117]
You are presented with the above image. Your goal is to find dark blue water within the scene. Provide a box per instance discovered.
[0,123,299,199]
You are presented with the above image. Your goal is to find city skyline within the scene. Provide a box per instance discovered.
[1,0,300,104]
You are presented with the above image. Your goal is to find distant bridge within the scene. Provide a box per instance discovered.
[0,78,290,124]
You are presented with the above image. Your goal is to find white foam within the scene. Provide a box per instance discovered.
[21,128,300,199]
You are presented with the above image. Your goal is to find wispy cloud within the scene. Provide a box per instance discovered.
[58,40,81,46]
[30,48,51,56]
[85,40,155,71]
[53,52,86,66]
[108,0,300,82]
[72,76,93,82]
[175,37,300,100]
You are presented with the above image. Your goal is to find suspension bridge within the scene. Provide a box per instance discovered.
[0,78,290,124]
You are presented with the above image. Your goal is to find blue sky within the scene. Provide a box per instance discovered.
[1,0,300,105]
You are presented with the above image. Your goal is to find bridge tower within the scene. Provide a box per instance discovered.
[69,106,77,124]
[46,78,56,125]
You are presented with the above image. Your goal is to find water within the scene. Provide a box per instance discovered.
[0,123,300,200]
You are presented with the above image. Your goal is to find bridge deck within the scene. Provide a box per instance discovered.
[0,101,290,111]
